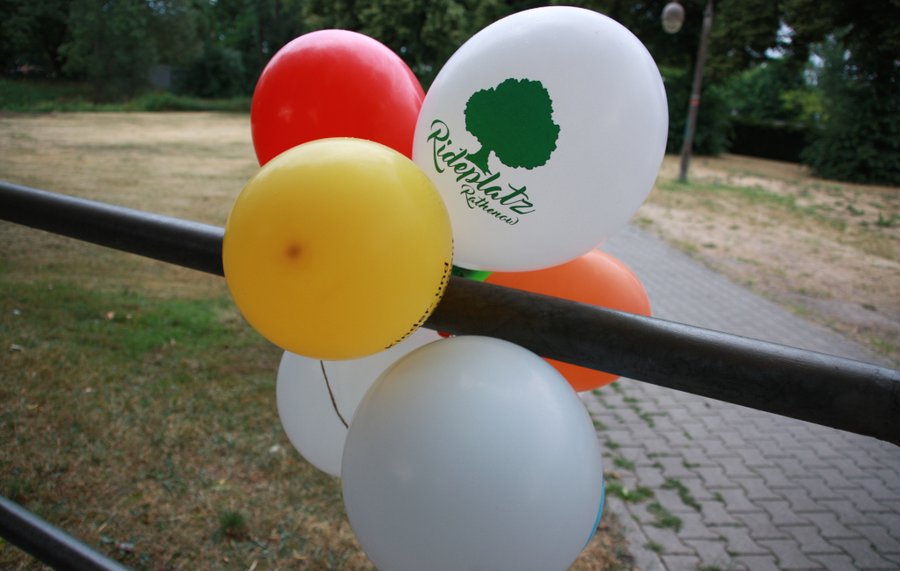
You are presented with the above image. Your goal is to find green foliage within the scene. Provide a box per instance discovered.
[123,92,250,113]
[722,59,810,123]
[647,502,682,531]
[0,78,249,112]
[0,77,93,111]
[464,78,561,171]
[801,34,900,185]
[299,0,493,87]
[216,510,249,541]
[661,65,731,155]
[175,43,247,98]
[729,120,809,163]
[61,0,158,101]
[0,0,70,76]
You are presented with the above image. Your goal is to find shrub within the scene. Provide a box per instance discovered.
[174,43,248,99]
[661,65,731,156]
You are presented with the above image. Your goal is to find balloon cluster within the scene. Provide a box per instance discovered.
[223,6,666,571]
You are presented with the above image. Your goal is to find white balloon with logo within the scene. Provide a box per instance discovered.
[413,6,668,271]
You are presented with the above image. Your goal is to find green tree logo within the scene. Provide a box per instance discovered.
[464,78,560,172]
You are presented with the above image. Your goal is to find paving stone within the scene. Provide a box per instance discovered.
[681,448,716,468]
[758,500,810,526]
[636,466,666,488]
[838,487,891,513]
[815,467,860,491]
[783,487,826,513]
[683,539,733,568]
[773,457,814,478]
[653,488,694,515]
[787,448,830,469]
[872,466,900,493]
[719,431,747,448]
[696,466,738,489]
[642,526,694,555]
[680,422,711,440]
[870,511,900,535]
[717,488,761,513]
[753,438,794,459]
[697,438,733,458]
[720,455,755,478]
[851,524,900,553]
[608,497,666,571]
[642,437,677,456]
[681,477,716,502]
[819,499,877,526]
[613,446,647,464]
[795,477,842,500]
[832,538,898,569]
[756,466,798,489]
[597,226,899,571]
[804,440,842,460]
[661,430,693,448]
[736,477,780,501]
[734,447,775,468]
[675,512,719,540]
[697,500,740,526]
[808,553,857,570]
[842,448,882,469]
[758,539,821,569]
[656,456,695,479]
[783,525,843,554]
[804,512,859,539]
[659,555,701,571]
[733,555,783,571]
[717,526,771,555]
[825,456,870,479]
[733,512,789,539]
[855,477,900,500]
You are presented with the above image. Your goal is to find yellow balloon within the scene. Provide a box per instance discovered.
[223,138,453,360]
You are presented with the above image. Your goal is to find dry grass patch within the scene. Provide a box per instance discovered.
[639,154,899,364]
[0,113,632,570]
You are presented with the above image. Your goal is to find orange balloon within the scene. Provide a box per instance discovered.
[486,250,650,392]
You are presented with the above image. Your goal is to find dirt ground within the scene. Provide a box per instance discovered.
[2,113,897,366]
[639,154,899,365]
[2,113,897,367]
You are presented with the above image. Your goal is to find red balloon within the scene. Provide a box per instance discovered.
[251,30,424,165]
[486,250,651,392]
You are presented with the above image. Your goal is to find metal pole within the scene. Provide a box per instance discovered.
[678,0,714,182]
[1,181,899,445]
[0,495,130,571]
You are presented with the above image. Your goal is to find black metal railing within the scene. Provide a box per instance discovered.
[2,179,899,568]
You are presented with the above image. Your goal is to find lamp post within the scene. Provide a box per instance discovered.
[663,0,715,182]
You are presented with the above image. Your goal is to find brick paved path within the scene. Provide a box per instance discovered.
[584,225,900,571]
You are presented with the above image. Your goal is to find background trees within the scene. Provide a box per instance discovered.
[1,0,895,184]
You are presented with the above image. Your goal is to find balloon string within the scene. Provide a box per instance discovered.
[321,361,349,429]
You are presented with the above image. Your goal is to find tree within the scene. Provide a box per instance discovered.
[300,0,483,87]
[783,0,900,184]
[61,0,158,101]
[463,78,561,172]
[801,33,900,185]
[0,0,71,76]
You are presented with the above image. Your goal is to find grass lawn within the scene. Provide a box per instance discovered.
[0,113,631,570]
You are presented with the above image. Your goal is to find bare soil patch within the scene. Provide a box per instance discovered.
[1,113,633,570]
[638,154,899,365]
[0,112,258,298]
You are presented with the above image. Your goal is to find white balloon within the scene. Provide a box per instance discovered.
[342,336,604,571]
[413,6,668,271]
[276,328,442,477]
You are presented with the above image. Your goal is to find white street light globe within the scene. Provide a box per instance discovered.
[662,2,685,34]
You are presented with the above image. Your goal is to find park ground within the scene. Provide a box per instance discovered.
[0,112,897,569]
